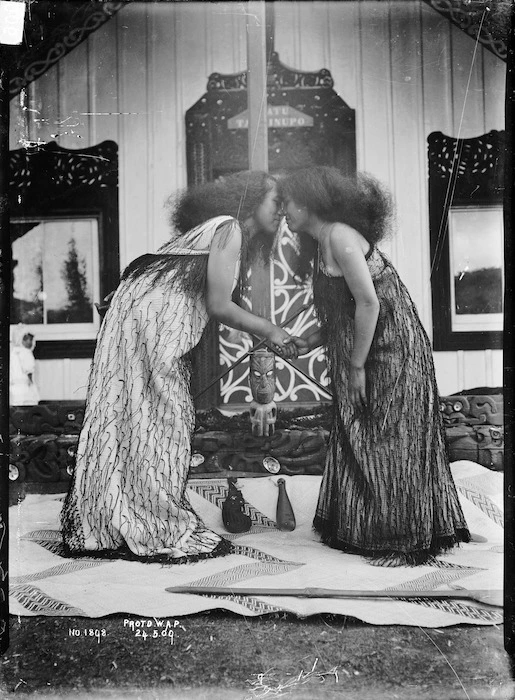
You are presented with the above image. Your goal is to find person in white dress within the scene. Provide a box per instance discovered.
[61,171,294,562]
[9,326,40,406]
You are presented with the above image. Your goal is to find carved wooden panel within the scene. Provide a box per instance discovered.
[421,0,509,61]
[187,52,356,181]
[8,2,126,97]
[186,52,356,407]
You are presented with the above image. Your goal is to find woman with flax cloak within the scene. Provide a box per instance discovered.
[283,167,470,565]
[61,171,295,562]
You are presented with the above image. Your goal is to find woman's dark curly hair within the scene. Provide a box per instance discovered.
[170,170,276,233]
[278,167,394,281]
[121,171,276,297]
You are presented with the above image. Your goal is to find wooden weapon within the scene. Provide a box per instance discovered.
[268,348,333,398]
[165,586,502,607]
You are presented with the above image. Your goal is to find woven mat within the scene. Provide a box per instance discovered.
[9,461,502,626]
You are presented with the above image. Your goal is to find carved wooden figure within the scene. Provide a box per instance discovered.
[249,349,277,437]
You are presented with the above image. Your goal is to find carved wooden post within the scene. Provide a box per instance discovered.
[246,1,277,430]
[249,348,277,436]
[246,0,272,321]
[0,42,11,655]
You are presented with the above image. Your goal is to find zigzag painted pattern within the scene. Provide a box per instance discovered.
[199,594,287,615]
[22,529,62,541]
[11,584,86,616]
[405,597,502,623]
[241,506,277,528]
[11,560,109,585]
[456,485,503,528]
[187,481,229,510]
[187,560,304,588]
[230,543,300,563]
[430,559,484,570]
[384,567,482,592]
[22,538,67,556]
[188,481,277,527]
[222,526,280,541]
[21,529,66,556]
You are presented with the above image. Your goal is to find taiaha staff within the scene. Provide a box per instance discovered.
[267,346,333,399]
[193,304,311,401]
[165,586,502,607]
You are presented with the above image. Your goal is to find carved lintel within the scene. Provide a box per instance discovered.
[207,52,335,92]
[427,129,505,197]
[9,2,127,97]
[9,140,119,204]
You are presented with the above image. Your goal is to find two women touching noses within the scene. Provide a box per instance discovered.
[62,166,469,568]
[263,171,382,412]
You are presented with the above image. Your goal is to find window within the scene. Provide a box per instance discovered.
[11,217,101,340]
[428,130,504,351]
[9,140,119,358]
[448,205,504,334]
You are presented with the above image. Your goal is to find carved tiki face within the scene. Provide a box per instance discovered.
[249,349,276,404]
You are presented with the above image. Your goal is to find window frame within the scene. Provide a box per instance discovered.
[428,130,504,352]
[9,141,119,359]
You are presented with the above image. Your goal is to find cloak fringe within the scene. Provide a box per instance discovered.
[312,520,471,566]
[61,537,234,565]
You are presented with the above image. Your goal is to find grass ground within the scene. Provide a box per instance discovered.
[1,612,513,699]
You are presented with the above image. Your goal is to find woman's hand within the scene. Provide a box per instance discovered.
[349,365,367,409]
[268,327,298,358]
[291,336,310,356]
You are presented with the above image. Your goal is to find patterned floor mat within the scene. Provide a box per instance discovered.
[8,461,503,626]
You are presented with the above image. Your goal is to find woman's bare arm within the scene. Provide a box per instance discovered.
[329,224,380,406]
[329,224,379,366]
[206,221,294,350]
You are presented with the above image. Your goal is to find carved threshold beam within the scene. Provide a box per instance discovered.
[421,0,510,61]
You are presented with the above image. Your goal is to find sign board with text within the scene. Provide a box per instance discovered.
[228,105,314,130]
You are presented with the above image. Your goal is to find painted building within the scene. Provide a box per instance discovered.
[8,1,506,404]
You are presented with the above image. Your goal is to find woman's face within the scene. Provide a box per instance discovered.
[283,197,310,234]
[251,183,283,236]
